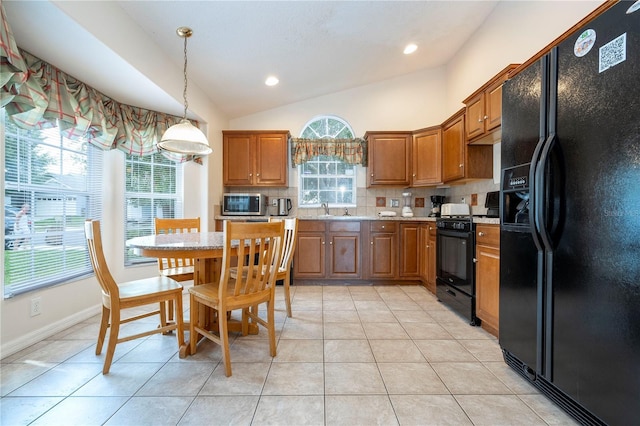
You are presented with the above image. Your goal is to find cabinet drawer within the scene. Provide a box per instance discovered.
[476,225,499,247]
[329,221,360,233]
[370,221,397,233]
[299,220,326,232]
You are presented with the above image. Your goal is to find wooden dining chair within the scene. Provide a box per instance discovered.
[268,217,298,317]
[154,217,200,322]
[84,220,185,374]
[189,220,285,376]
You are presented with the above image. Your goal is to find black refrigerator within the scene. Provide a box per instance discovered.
[499,1,640,425]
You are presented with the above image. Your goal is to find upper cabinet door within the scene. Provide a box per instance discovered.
[412,126,442,186]
[442,110,466,183]
[255,133,288,186]
[365,132,412,187]
[223,133,253,186]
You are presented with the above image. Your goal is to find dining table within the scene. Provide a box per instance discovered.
[125,231,260,357]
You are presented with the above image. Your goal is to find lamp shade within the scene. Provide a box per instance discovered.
[158,119,212,155]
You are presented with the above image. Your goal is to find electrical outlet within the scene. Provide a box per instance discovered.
[30,297,42,317]
[272,199,278,206]
[391,199,399,208]
[460,197,466,204]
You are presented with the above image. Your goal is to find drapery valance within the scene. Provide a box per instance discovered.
[0,4,201,163]
[290,137,367,167]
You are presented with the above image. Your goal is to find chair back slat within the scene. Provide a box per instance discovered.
[269,217,298,271]
[154,217,200,271]
[84,220,118,299]
[220,221,284,301]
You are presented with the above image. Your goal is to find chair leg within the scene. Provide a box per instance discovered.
[189,294,199,355]
[159,301,168,329]
[219,309,232,377]
[167,299,175,322]
[96,305,109,355]
[267,300,276,357]
[103,310,120,374]
[174,294,185,349]
[284,272,292,318]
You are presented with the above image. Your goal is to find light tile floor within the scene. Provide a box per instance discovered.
[1,284,579,425]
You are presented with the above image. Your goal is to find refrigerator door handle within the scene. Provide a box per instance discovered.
[529,135,547,252]
[535,133,557,251]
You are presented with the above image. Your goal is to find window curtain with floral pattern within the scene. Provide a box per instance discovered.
[290,137,367,167]
[0,4,201,163]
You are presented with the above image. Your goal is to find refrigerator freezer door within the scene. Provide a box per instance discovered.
[548,3,640,424]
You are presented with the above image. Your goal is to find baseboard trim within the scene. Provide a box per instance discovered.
[1,304,102,360]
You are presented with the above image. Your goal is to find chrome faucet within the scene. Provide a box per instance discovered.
[321,203,329,215]
[343,208,351,216]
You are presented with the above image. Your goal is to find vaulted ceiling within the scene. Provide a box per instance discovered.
[4,1,499,120]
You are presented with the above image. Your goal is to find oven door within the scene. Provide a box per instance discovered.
[436,228,475,296]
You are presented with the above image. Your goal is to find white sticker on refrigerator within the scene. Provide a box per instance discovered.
[574,29,596,57]
[599,33,627,73]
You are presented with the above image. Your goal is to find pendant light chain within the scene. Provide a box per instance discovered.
[182,33,189,120]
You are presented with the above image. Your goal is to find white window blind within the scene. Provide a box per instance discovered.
[3,112,103,298]
[124,152,182,265]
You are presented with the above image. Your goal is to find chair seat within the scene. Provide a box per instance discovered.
[189,282,271,311]
[118,276,183,300]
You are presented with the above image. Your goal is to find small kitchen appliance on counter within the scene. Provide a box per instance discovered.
[429,195,445,217]
[440,203,470,218]
[484,191,500,218]
[401,192,413,217]
[277,198,292,216]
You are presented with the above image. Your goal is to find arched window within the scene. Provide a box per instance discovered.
[298,116,357,207]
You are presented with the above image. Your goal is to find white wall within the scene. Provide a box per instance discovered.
[0,0,606,357]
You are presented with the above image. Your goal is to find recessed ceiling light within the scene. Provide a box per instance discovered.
[265,76,279,86]
[403,44,418,55]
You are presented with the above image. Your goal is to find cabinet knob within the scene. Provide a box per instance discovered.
[249,173,253,177]
[426,244,430,248]
[429,226,433,230]
[370,173,374,177]
[322,241,325,245]
[478,231,485,236]
[484,115,488,120]
[478,118,483,123]
[371,241,374,245]
[329,241,333,245]
[256,173,260,177]
[473,258,478,263]
[459,164,463,168]
[381,225,385,229]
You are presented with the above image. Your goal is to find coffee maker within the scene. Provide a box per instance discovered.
[429,195,445,217]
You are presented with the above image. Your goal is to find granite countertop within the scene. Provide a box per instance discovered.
[216,215,500,225]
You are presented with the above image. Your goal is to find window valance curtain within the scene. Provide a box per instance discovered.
[290,137,367,167]
[0,4,201,163]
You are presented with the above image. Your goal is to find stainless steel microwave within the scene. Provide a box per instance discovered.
[222,193,267,216]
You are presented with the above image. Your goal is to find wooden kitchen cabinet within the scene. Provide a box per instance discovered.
[419,223,437,294]
[367,221,397,279]
[464,64,519,144]
[293,221,326,278]
[222,130,290,187]
[328,221,361,279]
[400,223,420,278]
[441,109,493,183]
[475,224,500,337]
[294,220,361,279]
[365,131,412,187]
[412,126,442,186]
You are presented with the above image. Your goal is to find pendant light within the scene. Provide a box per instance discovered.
[158,27,212,156]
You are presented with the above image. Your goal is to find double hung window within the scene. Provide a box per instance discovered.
[3,113,103,297]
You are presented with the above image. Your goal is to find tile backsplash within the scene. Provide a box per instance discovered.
[222,179,499,218]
